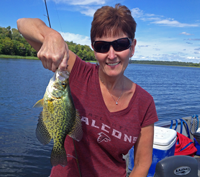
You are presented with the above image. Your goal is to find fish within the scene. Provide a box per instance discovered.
[33,69,83,167]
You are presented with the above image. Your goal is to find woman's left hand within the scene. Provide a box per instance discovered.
[129,124,154,177]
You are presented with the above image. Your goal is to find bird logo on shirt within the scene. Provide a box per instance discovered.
[97,132,111,143]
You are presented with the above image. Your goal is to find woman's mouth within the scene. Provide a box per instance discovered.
[106,61,120,66]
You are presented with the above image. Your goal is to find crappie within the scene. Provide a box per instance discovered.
[33,70,83,167]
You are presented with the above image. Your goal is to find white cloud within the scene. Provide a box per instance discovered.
[152,19,199,27]
[131,8,199,28]
[180,32,192,35]
[137,45,149,48]
[187,56,200,60]
[51,0,104,5]
[59,32,91,46]
[146,13,156,17]
[131,8,144,18]
[80,6,97,17]
[71,0,105,5]
[188,38,200,41]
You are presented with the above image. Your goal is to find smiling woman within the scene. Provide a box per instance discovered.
[17,3,158,177]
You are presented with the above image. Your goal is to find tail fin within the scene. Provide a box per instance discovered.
[51,146,67,167]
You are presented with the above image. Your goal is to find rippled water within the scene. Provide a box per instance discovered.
[0,59,53,176]
[125,63,200,120]
[0,58,200,176]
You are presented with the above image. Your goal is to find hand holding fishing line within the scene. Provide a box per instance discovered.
[37,31,69,72]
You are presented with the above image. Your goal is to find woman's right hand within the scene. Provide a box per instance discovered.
[37,32,69,72]
[17,18,71,73]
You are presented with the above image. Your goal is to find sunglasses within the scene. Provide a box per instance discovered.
[93,37,132,53]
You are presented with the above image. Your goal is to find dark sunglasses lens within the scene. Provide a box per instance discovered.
[94,41,110,53]
[113,38,130,51]
[94,38,131,53]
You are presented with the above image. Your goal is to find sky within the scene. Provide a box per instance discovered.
[1,0,200,63]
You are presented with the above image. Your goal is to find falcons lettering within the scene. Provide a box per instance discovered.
[81,116,138,144]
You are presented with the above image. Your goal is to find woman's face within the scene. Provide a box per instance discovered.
[93,33,136,78]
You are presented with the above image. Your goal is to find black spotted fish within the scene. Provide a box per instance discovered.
[33,69,83,167]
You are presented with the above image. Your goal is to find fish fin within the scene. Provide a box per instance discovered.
[68,110,83,141]
[33,99,44,108]
[51,146,67,167]
[36,112,52,145]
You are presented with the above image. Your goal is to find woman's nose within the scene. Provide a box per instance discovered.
[108,46,116,59]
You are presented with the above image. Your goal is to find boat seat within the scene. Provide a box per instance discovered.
[154,155,198,177]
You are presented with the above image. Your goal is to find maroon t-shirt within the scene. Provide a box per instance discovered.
[50,56,158,177]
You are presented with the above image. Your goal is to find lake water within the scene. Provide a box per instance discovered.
[0,58,200,176]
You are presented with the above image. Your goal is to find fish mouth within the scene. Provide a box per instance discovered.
[106,61,121,66]
[56,70,69,81]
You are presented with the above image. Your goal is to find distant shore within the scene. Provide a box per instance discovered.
[1,54,200,67]
[129,60,200,67]
[0,55,39,60]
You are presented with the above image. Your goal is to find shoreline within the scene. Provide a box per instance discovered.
[0,55,39,60]
[0,54,96,63]
[0,54,199,67]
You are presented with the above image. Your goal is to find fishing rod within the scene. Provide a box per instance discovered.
[44,0,51,28]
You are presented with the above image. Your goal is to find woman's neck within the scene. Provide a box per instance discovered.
[98,68,125,97]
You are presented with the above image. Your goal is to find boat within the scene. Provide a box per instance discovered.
[126,115,200,177]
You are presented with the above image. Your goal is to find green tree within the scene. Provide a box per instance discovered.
[0,39,3,54]
[2,37,13,55]
[12,28,22,41]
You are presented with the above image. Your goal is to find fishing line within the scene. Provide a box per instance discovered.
[55,3,63,32]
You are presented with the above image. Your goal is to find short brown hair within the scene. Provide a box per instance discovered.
[90,4,137,44]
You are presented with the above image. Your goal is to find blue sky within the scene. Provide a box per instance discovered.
[1,0,200,63]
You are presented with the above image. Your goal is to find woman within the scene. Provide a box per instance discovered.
[17,4,158,177]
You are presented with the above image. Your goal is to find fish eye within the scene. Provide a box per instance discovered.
[61,82,67,88]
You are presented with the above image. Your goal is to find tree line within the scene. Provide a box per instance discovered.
[129,60,200,67]
[0,26,96,61]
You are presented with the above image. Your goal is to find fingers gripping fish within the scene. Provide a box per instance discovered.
[33,70,83,167]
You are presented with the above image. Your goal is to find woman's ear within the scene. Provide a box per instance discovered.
[130,39,137,57]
